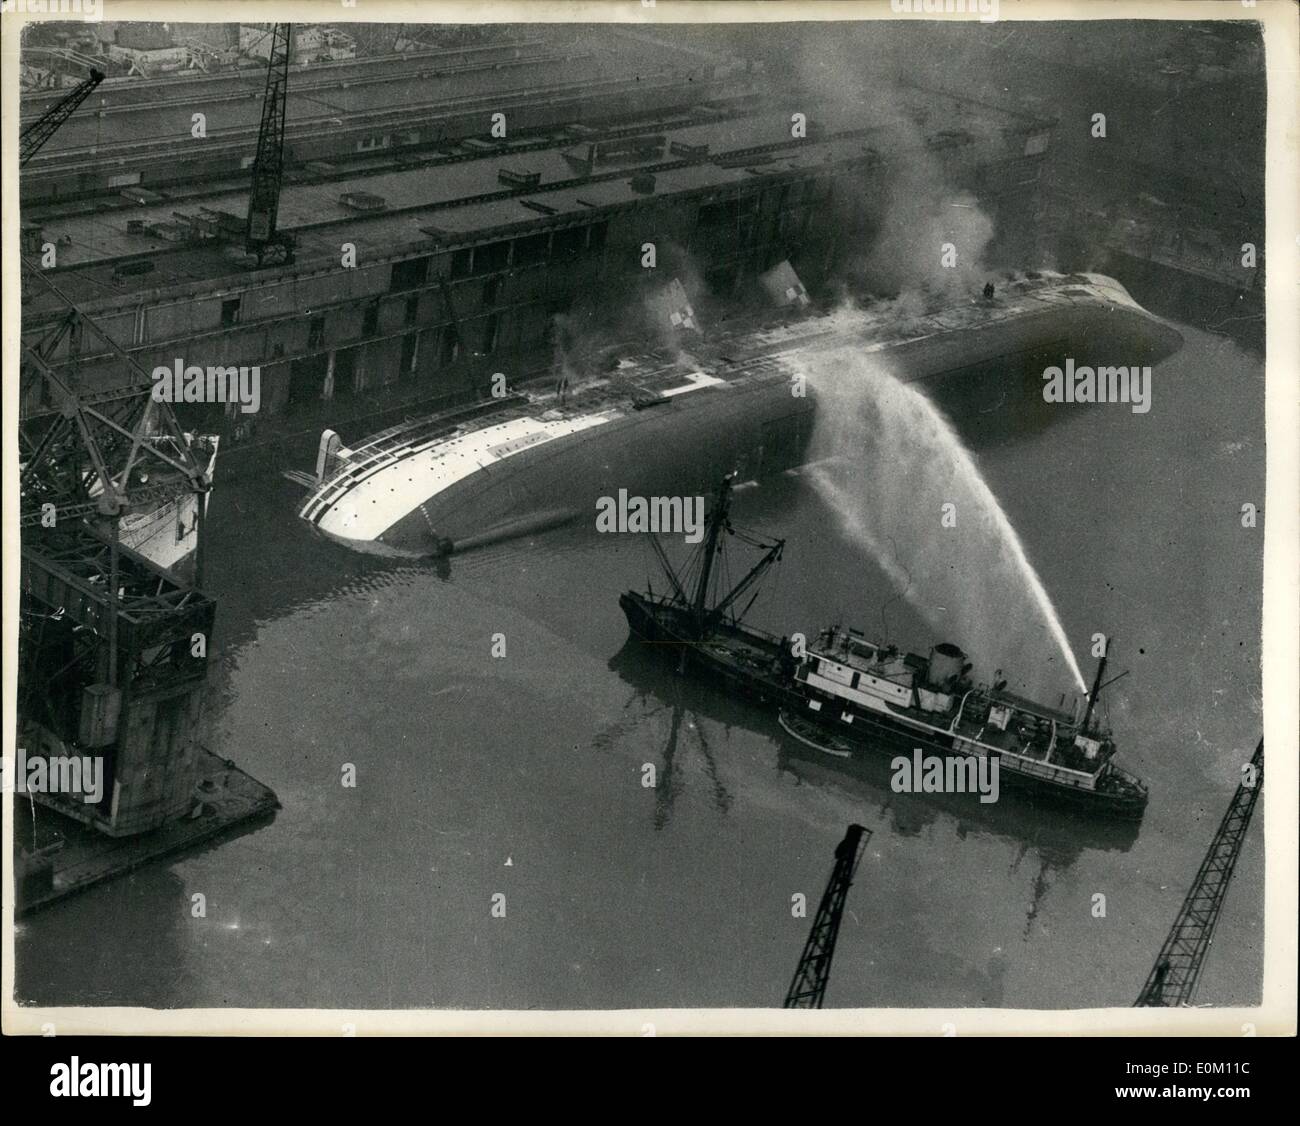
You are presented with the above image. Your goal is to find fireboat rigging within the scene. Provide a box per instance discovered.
[619,474,1148,820]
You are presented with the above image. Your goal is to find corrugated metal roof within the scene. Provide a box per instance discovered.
[23,79,1034,310]
[31,108,872,273]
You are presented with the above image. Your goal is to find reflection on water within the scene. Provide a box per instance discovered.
[607,640,1140,861]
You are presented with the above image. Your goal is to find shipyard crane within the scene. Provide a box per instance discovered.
[19,258,214,731]
[18,54,207,564]
[245,23,294,264]
[19,262,212,561]
[19,67,104,166]
[784,824,871,1008]
[1135,737,1264,1007]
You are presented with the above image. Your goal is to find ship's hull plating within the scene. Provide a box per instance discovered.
[119,491,202,577]
[113,437,218,580]
[378,372,809,553]
[776,707,1148,819]
[619,592,803,709]
[303,275,1183,555]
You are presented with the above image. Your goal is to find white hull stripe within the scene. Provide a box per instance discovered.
[315,410,619,541]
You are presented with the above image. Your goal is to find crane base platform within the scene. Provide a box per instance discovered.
[13,746,279,918]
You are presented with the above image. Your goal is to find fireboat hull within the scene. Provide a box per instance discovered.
[620,592,1148,821]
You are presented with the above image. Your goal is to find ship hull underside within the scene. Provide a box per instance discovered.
[307,287,1182,555]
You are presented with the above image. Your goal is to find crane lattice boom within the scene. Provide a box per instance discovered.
[1135,738,1264,1007]
[19,264,211,531]
[245,24,293,262]
[785,824,870,1009]
[19,68,104,166]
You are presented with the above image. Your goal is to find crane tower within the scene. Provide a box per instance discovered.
[1135,738,1264,1006]
[785,824,871,1008]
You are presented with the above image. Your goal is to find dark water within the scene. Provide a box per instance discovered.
[16,323,1264,1010]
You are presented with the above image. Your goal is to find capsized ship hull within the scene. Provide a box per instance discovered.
[299,273,1182,555]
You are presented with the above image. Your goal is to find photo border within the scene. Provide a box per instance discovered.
[3,0,1295,1037]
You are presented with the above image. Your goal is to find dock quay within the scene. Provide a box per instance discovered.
[14,747,279,918]
[15,510,278,917]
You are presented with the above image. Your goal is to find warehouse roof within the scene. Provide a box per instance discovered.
[24,83,1046,316]
[19,31,716,160]
[32,108,857,267]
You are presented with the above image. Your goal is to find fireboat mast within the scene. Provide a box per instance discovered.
[691,472,736,636]
[1081,638,1110,733]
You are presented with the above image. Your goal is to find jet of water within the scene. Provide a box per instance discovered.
[790,317,1088,699]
